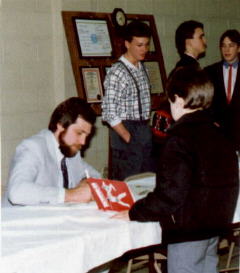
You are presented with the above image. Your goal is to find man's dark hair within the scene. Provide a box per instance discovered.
[48,97,96,132]
[124,19,151,42]
[166,67,213,110]
[219,29,240,47]
[175,20,204,56]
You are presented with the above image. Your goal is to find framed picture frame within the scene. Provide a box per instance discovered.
[74,19,113,57]
[144,61,164,94]
[81,67,103,103]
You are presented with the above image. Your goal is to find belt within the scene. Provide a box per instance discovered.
[123,119,150,125]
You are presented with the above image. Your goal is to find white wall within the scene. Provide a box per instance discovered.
[1,0,56,194]
[1,0,240,195]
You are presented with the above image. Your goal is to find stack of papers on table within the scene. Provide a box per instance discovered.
[125,172,156,201]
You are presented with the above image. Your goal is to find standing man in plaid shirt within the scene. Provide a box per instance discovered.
[102,20,154,181]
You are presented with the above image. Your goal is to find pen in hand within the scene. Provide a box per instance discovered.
[85,169,90,179]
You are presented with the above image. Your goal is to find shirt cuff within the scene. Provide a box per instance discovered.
[57,188,65,203]
[109,118,122,127]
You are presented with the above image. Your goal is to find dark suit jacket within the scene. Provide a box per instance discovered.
[175,54,199,68]
[205,61,240,150]
[169,54,200,78]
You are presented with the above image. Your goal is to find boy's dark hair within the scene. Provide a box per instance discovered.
[124,20,151,42]
[175,20,204,56]
[219,29,240,47]
[48,97,96,132]
[166,67,213,110]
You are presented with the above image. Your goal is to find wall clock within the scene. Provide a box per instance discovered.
[111,8,127,29]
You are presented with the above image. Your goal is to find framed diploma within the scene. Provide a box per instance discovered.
[144,61,164,94]
[81,67,103,103]
[75,19,113,57]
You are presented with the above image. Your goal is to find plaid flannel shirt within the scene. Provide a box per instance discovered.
[102,56,151,127]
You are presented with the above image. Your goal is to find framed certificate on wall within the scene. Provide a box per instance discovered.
[75,19,113,57]
[81,67,103,103]
[144,61,164,94]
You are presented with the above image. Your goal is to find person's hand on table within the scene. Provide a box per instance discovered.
[111,210,130,221]
[64,178,93,203]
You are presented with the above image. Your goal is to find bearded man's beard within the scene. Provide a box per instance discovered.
[58,131,80,157]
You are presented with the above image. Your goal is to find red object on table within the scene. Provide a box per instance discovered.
[87,178,135,211]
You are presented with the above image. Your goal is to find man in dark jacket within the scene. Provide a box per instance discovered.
[169,20,206,78]
[112,67,239,273]
[205,29,240,152]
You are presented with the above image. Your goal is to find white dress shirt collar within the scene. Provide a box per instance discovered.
[120,55,141,70]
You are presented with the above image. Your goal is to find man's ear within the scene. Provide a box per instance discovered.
[175,95,185,107]
[125,40,130,50]
[53,123,65,140]
[56,123,64,132]
[185,39,192,53]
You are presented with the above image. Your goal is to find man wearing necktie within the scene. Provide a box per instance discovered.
[7,97,101,206]
[205,29,240,152]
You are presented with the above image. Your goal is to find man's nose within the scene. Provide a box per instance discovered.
[223,46,229,52]
[144,46,149,52]
[79,135,86,146]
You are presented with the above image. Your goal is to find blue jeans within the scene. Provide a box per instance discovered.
[167,237,219,273]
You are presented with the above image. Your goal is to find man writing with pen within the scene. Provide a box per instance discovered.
[6,97,101,206]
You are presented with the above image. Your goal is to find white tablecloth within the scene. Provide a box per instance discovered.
[1,202,162,273]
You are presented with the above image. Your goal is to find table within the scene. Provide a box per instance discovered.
[1,203,162,273]
[1,175,162,273]
[2,174,240,273]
